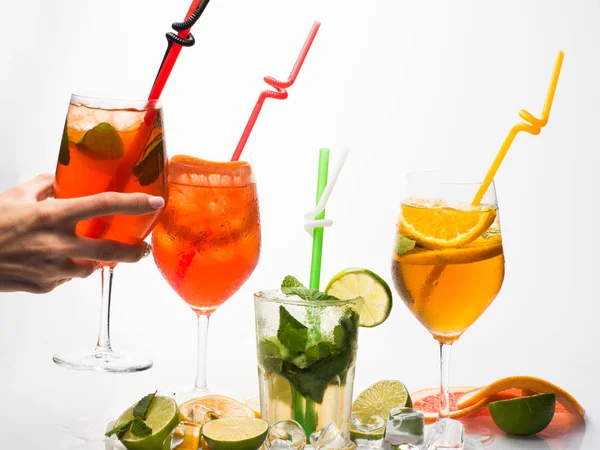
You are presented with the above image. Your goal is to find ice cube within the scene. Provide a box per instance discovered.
[350,414,386,449]
[265,420,306,450]
[383,407,424,449]
[424,418,464,450]
[187,404,220,426]
[310,422,357,449]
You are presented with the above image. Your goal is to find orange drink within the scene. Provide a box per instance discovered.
[152,155,261,398]
[52,95,168,373]
[392,203,504,344]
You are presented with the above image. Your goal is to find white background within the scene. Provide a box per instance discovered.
[1,0,599,448]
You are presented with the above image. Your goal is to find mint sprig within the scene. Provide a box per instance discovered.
[133,133,165,186]
[395,235,416,256]
[133,391,156,419]
[105,392,156,439]
[130,418,153,438]
[280,275,339,301]
[58,121,70,166]
[277,306,308,352]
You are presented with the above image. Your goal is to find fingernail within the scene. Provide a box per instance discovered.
[143,243,152,258]
[149,196,165,209]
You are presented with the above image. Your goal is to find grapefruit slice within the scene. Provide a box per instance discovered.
[456,376,585,416]
[411,387,541,423]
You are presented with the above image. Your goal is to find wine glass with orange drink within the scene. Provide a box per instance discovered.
[53,94,168,372]
[152,155,260,399]
[391,52,564,447]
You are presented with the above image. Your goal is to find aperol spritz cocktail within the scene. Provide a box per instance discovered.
[152,155,260,397]
[53,94,168,372]
[392,200,504,344]
[391,171,504,446]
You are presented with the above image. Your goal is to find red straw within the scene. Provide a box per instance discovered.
[230,21,321,162]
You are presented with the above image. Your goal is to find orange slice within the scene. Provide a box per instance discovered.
[400,201,497,249]
[457,376,585,416]
[178,395,255,422]
[393,236,503,265]
[245,398,262,418]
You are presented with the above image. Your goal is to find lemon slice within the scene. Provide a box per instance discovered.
[325,268,392,327]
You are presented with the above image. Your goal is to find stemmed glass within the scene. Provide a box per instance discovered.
[53,94,168,372]
[391,170,505,447]
[152,155,261,400]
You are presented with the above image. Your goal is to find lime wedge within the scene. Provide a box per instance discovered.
[489,393,556,436]
[325,268,393,327]
[115,396,180,450]
[76,122,124,160]
[202,417,269,450]
[350,380,412,441]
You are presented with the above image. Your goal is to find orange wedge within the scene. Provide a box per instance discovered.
[393,236,503,265]
[457,376,585,416]
[400,201,496,249]
[245,398,261,418]
[178,395,255,422]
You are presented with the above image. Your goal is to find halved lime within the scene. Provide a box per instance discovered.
[350,380,412,441]
[202,417,269,450]
[325,268,393,327]
[489,393,556,436]
[115,396,180,450]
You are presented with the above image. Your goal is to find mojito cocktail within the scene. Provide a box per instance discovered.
[254,289,362,437]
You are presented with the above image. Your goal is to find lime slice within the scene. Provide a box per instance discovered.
[115,396,180,450]
[350,380,412,441]
[76,122,124,160]
[489,393,556,436]
[325,268,393,327]
[202,417,269,450]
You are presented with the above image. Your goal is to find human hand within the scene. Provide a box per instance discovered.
[0,174,165,294]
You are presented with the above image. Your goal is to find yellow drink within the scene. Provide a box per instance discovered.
[392,203,505,344]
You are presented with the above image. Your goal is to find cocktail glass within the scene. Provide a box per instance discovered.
[254,289,362,440]
[53,94,168,372]
[391,170,504,446]
[152,155,261,399]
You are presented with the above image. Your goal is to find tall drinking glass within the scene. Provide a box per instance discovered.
[254,290,362,438]
[391,170,504,446]
[53,94,168,372]
[152,155,261,399]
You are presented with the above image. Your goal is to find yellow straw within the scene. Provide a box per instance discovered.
[472,51,565,206]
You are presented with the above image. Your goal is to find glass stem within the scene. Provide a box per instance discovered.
[439,343,452,419]
[95,265,114,354]
[194,314,210,394]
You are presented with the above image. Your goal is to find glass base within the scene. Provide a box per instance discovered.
[53,350,153,373]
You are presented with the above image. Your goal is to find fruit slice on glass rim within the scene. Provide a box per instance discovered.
[325,268,393,327]
[400,200,497,249]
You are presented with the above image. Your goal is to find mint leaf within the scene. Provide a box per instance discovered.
[105,419,133,438]
[130,417,152,438]
[133,391,156,419]
[76,122,124,160]
[277,306,308,353]
[133,133,165,186]
[395,235,416,256]
[281,275,305,289]
[281,286,339,301]
[58,121,70,166]
[282,349,351,403]
[482,228,501,239]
